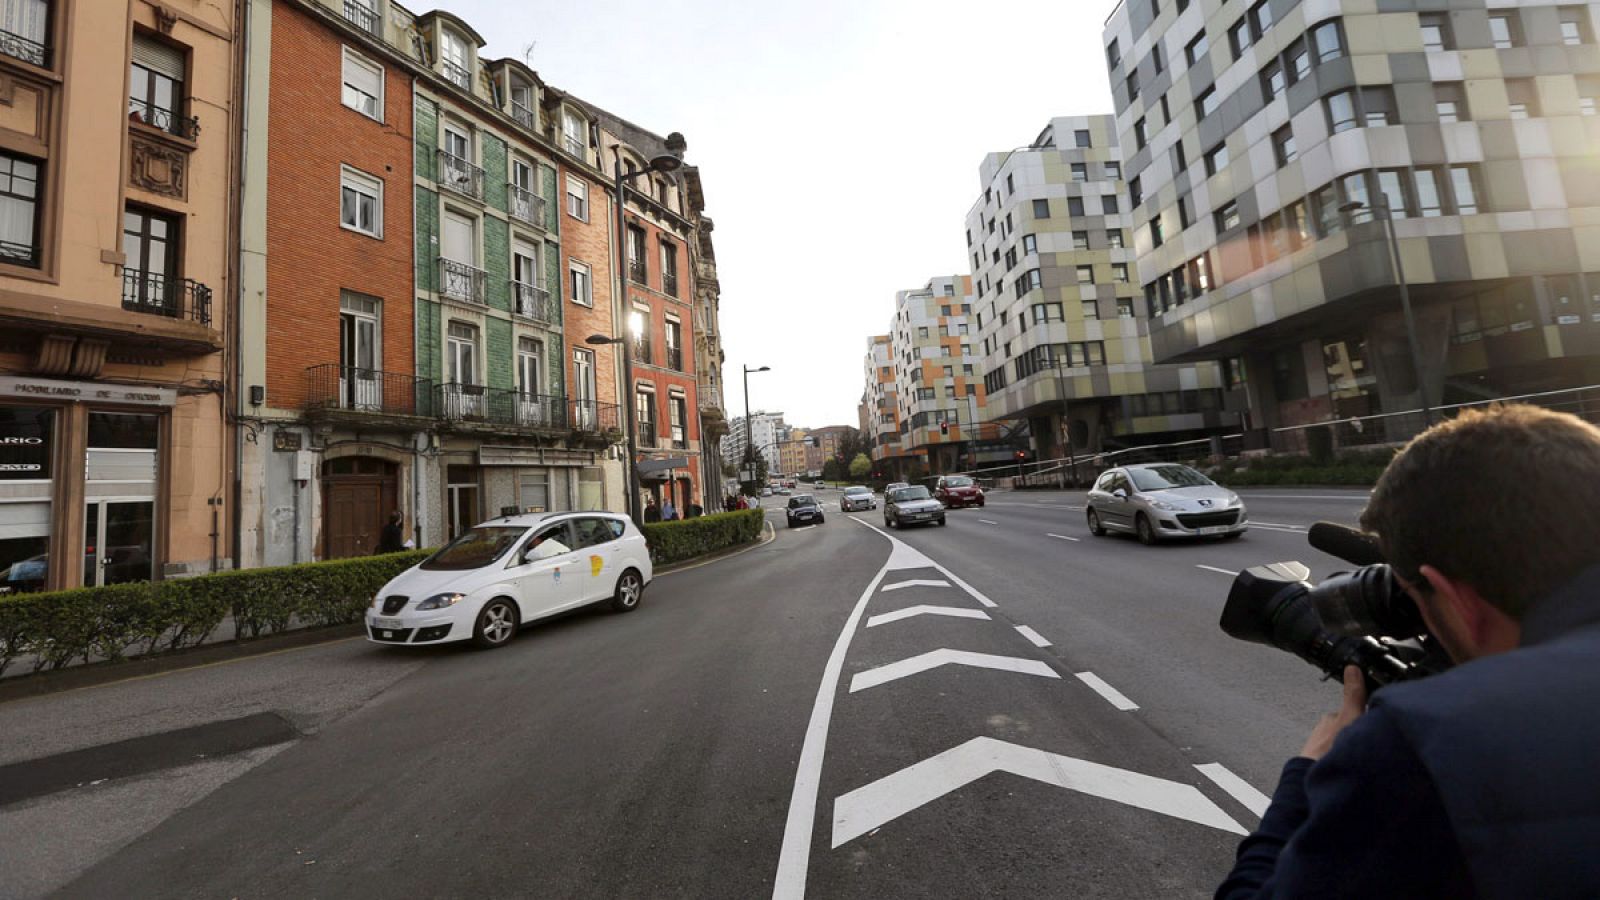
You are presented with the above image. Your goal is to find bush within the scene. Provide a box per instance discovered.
[0,549,430,678]
[1210,449,1397,487]
[641,509,765,566]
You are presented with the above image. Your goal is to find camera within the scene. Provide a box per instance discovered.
[1218,523,1451,691]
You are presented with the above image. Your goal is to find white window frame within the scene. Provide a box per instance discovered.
[569,258,593,306]
[566,174,588,221]
[562,107,587,158]
[339,165,383,238]
[446,320,480,386]
[341,46,383,121]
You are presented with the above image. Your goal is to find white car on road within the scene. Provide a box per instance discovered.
[366,512,652,649]
[1085,463,1247,544]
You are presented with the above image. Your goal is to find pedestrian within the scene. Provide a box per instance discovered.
[661,497,678,521]
[643,498,661,523]
[378,511,405,554]
[687,501,703,518]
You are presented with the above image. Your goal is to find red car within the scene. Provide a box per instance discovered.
[935,475,985,508]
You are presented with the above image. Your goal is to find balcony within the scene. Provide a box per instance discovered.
[442,59,472,91]
[128,99,199,140]
[0,24,47,68]
[569,400,621,435]
[671,426,687,450]
[511,103,536,132]
[666,347,683,371]
[631,337,653,366]
[698,381,723,408]
[437,150,483,201]
[507,184,546,228]
[439,383,568,429]
[512,281,555,323]
[438,257,486,305]
[121,269,212,326]
[637,420,659,449]
[628,260,648,285]
[305,365,434,419]
[663,272,679,297]
[563,134,586,158]
[342,0,380,36]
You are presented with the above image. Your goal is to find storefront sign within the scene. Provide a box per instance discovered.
[636,456,689,474]
[0,377,176,407]
[479,446,596,467]
[0,406,53,480]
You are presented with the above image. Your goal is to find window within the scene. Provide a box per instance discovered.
[1197,87,1218,118]
[0,151,40,266]
[635,387,657,446]
[1561,7,1592,45]
[1159,93,1172,126]
[1150,215,1164,247]
[630,306,653,364]
[447,321,479,386]
[1340,172,1371,223]
[1072,230,1089,250]
[1076,265,1095,284]
[129,34,187,137]
[1186,31,1208,66]
[565,175,588,220]
[562,108,587,158]
[669,394,687,448]
[1129,176,1142,207]
[1415,168,1444,217]
[1172,141,1187,173]
[1152,43,1165,75]
[1286,38,1310,83]
[1106,40,1120,69]
[664,318,683,370]
[1326,90,1357,133]
[1285,200,1311,247]
[1250,0,1272,35]
[1435,83,1469,122]
[1126,70,1140,102]
[1377,169,1411,218]
[516,336,541,399]
[1273,126,1297,166]
[626,225,647,284]
[1449,166,1481,214]
[1212,200,1239,233]
[341,47,383,120]
[1105,162,1121,180]
[1261,59,1285,99]
[1082,300,1100,319]
[1179,195,1194,229]
[1362,87,1396,126]
[1075,129,1092,148]
[1108,229,1125,249]
[569,259,592,306]
[1489,14,1518,49]
[1311,19,1345,63]
[1068,197,1085,217]
[339,166,382,237]
[661,240,679,296]
[1419,13,1452,52]
[1314,183,1342,236]
[1204,142,1228,176]
[1016,269,1042,296]
[1229,17,1252,58]
[0,0,47,67]
[1113,263,1130,282]
[439,28,471,89]
[1032,198,1050,218]
[1071,163,1088,183]
[1507,79,1538,119]
[1021,234,1037,255]
[1133,117,1148,150]
[122,206,178,310]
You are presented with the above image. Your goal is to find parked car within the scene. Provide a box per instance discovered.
[884,485,946,528]
[366,512,652,649]
[786,494,825,528]
[776,487,792,496]
[761,487,773,497]
[840,485,877,511]
[1085,464,1247,545]
[934,475,985,509]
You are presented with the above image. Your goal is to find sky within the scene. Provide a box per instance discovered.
[432,0,1118,428]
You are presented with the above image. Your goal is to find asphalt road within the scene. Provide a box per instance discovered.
[0,486,1374,898]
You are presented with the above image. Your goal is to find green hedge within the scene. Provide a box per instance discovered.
[642,509,765,566]
[1210,449,1397,487]
[0,549,430,678]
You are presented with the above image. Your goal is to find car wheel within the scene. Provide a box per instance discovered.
[1136,514,1158,546]
[817,515,826,524]
[1087,508,1107,536]
[885,514,896,529]
[472,598,519,649]
[610,568,645,613]
[938,517,948,527]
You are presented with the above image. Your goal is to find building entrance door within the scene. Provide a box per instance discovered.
[322,457,397,559]
[83,500,155,587]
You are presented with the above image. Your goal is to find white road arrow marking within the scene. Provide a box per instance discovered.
[1195,763,1271,817]
[831,736,1247,847]
[1075,671,1140,711]
[866,605,991,628]
[880,578,952,593]
[849,649,1059,693]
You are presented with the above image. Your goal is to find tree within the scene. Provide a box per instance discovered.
[848,453,871,478]
[822,458,844,482]
[833,427,867,469]
[721,461,737,479]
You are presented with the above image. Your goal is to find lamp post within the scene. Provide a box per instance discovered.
[742,364,770,490]
[1341,199,1432,428]
[1051,350,1078,486]
[591,133,687,525]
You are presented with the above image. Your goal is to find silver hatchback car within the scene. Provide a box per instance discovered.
[1085,463,1247,544]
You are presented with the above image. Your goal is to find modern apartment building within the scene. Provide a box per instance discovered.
[1103,0,1600,447]
[778,427,809,476]
[888,276,1001,475]
[966,115,1234,462]
[723,412,784,473]
[861,335,906,468]
[0,1,237,592]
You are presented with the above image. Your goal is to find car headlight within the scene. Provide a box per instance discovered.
[1227,493,1241,507]
[416,592,464,611]
[1147,498,1182,511]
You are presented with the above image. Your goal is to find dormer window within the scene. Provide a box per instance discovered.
[509,76,535,130]
[439,28,471,90]
[562,108,586,159]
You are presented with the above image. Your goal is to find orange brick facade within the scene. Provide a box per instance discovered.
[264,1,414,408]
[559,167,620,430]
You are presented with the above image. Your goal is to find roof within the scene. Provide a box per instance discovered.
[477,510,627,528]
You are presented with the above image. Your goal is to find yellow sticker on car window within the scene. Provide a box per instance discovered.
[590,554,603,577]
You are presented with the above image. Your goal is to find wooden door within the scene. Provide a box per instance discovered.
[323,458,397,559]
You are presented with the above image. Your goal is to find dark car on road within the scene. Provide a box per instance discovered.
[934,475,984,509]
[786,494,825,528]
[884,485,946,529]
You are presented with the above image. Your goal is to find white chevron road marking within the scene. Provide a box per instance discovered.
[865,605,991,628]
[849,649,1059,693]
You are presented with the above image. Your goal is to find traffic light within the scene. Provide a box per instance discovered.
[1015,450,1027,460]
[940,420,949,436]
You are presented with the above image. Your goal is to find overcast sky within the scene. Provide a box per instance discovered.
[434,0,1117,428]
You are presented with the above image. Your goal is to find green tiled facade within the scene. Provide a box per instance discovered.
[484,216,510,313]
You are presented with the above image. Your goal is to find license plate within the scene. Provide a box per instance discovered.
[373,616,403,630]
[1197,525,1229,535]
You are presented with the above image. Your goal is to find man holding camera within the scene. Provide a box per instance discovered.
[1219,404,1600,899]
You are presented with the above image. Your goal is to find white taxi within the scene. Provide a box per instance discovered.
[366,512,652,649]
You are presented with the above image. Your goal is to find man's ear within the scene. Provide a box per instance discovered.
[1419,565,1517,654]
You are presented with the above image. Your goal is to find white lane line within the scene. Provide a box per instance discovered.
[1014,624,1051,648]
[772,558,890,900]
[1196,564,1240,576]
[1249,525,1308,534]
[1195,763,1272,817]
[850,649,1060,693]
[979,519,1000,525]
[1074,671,1140,711]
[866,605,991,628]
[1250,520,1309,529]
[1046,533,1080,542]
[880,578,951,593]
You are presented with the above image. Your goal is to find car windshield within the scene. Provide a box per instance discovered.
[892,486,932,502]
[1128,465,1215,491]
[944,476,974,488]
[844,487,870,495]
[420,526,527,570]
[788,496,815,508]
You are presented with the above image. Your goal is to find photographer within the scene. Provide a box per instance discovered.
[1219,405,1600,899]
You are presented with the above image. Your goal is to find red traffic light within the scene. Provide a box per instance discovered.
[940,420,949,435]
[1015,451,1027,460]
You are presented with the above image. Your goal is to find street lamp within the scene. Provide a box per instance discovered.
[1340,199,1432,427]
[742,364,770,490]
[1049,351,1078,487]
[594,132,687,525]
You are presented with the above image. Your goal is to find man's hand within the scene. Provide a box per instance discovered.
[1299,666,1368,760]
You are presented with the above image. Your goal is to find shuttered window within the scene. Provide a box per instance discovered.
[341,47,382,120]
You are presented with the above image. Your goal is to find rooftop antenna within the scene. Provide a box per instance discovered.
[522,41,537,67]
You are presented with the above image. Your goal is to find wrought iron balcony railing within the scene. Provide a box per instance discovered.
[439,383,571,429]
[637,419,660,448]
[666,347,683,372]
[512,281,555,323]
[507,184,547,228]
[511,103,536,132]
[121,269,212,326]
[631,336,653,366]
[442,59,472,91]
[563,134,586,158]
[342,0,380,35]
[569,400,621,435]
[304,365,433,417]
[128,99,199,140]
[437,150,483,200]
[438,257,486,304]
[628,260,648,284]
[0,25,47,67]
[663,273,679,297]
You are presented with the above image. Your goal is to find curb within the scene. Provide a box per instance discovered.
[0,623,364,705]
[655,520,777,576]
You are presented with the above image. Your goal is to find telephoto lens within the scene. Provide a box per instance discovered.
[1308,565,1428,639]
